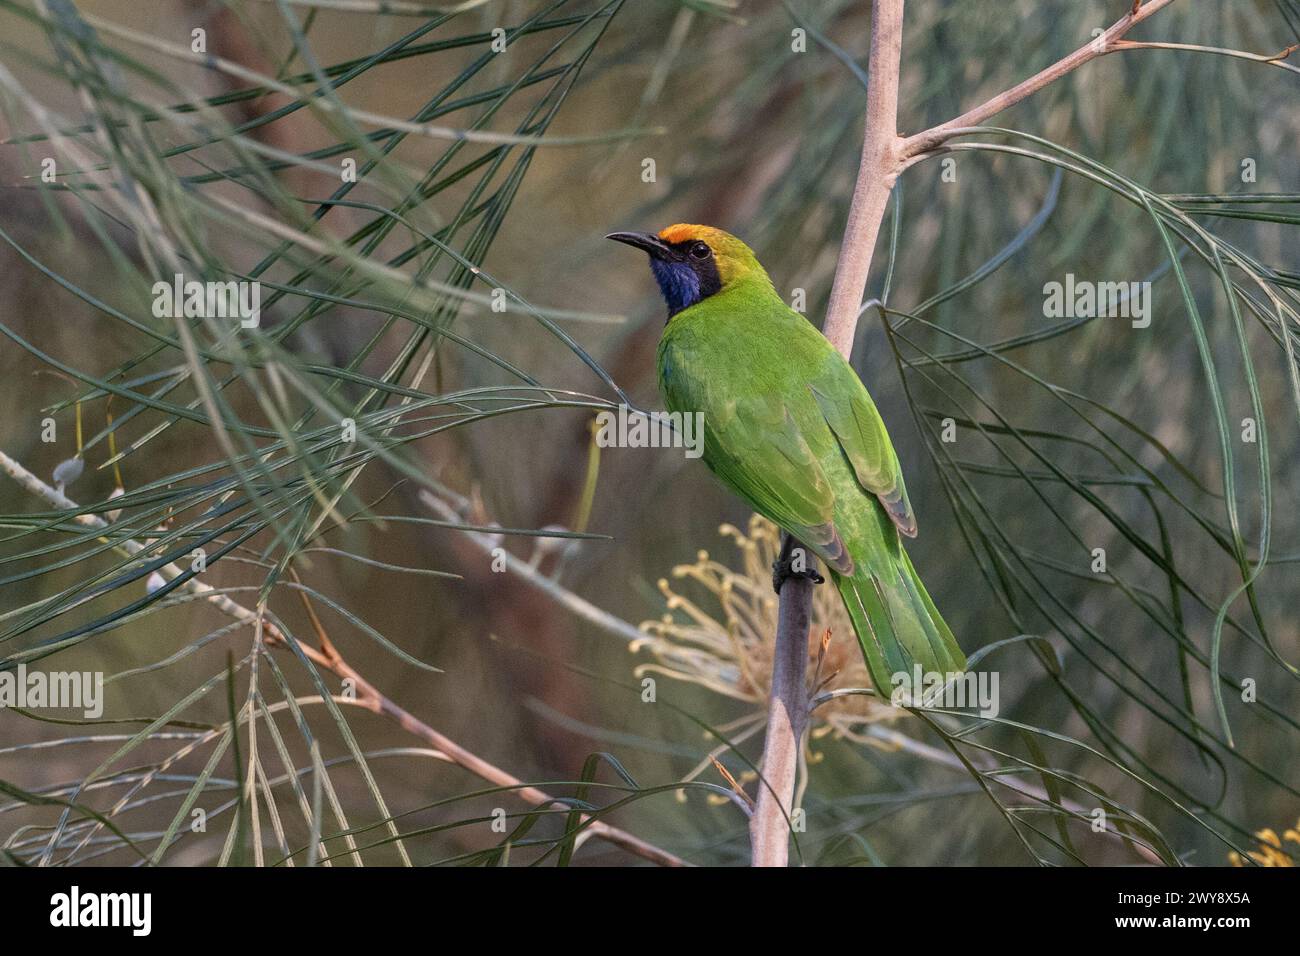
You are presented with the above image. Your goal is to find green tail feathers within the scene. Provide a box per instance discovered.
[833,547,965,702]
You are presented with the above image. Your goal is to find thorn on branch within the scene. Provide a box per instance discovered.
[710,756,755,814]
[1267,42,1300,63]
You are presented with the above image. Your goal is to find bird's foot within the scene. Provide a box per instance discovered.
[771,555,825,595]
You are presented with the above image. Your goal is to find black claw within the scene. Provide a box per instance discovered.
[772,533,824,594]
[771,557,825,595]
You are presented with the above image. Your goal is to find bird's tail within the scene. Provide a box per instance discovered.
[832,547,965,703]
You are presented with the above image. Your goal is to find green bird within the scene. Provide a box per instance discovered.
[608,223,964,697]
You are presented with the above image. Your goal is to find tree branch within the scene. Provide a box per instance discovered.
[417,489,647,646]
[819,0,906,357]
[0,448,686,868]
[900,0,1179,159]
[750,0,907,868]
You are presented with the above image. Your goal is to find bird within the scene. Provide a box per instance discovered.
[607,223,965,699]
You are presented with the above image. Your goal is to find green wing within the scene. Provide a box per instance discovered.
[661,362,852,573]
[703,392,854,573]
[808,351,917,537]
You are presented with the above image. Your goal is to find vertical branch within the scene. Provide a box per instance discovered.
[749,0,905,867]
[822,0,906,357]
[749,571,815,865]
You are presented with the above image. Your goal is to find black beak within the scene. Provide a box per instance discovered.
[606,231,673,261]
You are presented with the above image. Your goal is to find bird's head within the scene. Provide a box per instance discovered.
[606,224,769,319]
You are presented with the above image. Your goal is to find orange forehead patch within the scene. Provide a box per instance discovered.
[657,223,724,246]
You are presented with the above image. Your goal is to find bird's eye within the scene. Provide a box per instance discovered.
[689,241,711,260]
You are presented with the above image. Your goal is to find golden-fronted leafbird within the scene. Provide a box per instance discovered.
[608,223,965,696]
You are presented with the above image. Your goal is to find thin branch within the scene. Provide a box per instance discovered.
[820,0,906,357]
[750,570,817,866]
[752,0,907,869]
[288,616,687,867]
[900,0,1179,159]
[417,489,647,646]
[1109,38,1300,76]
[0,448,686,868]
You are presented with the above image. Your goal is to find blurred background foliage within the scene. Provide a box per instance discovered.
[0,0,1297,865]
